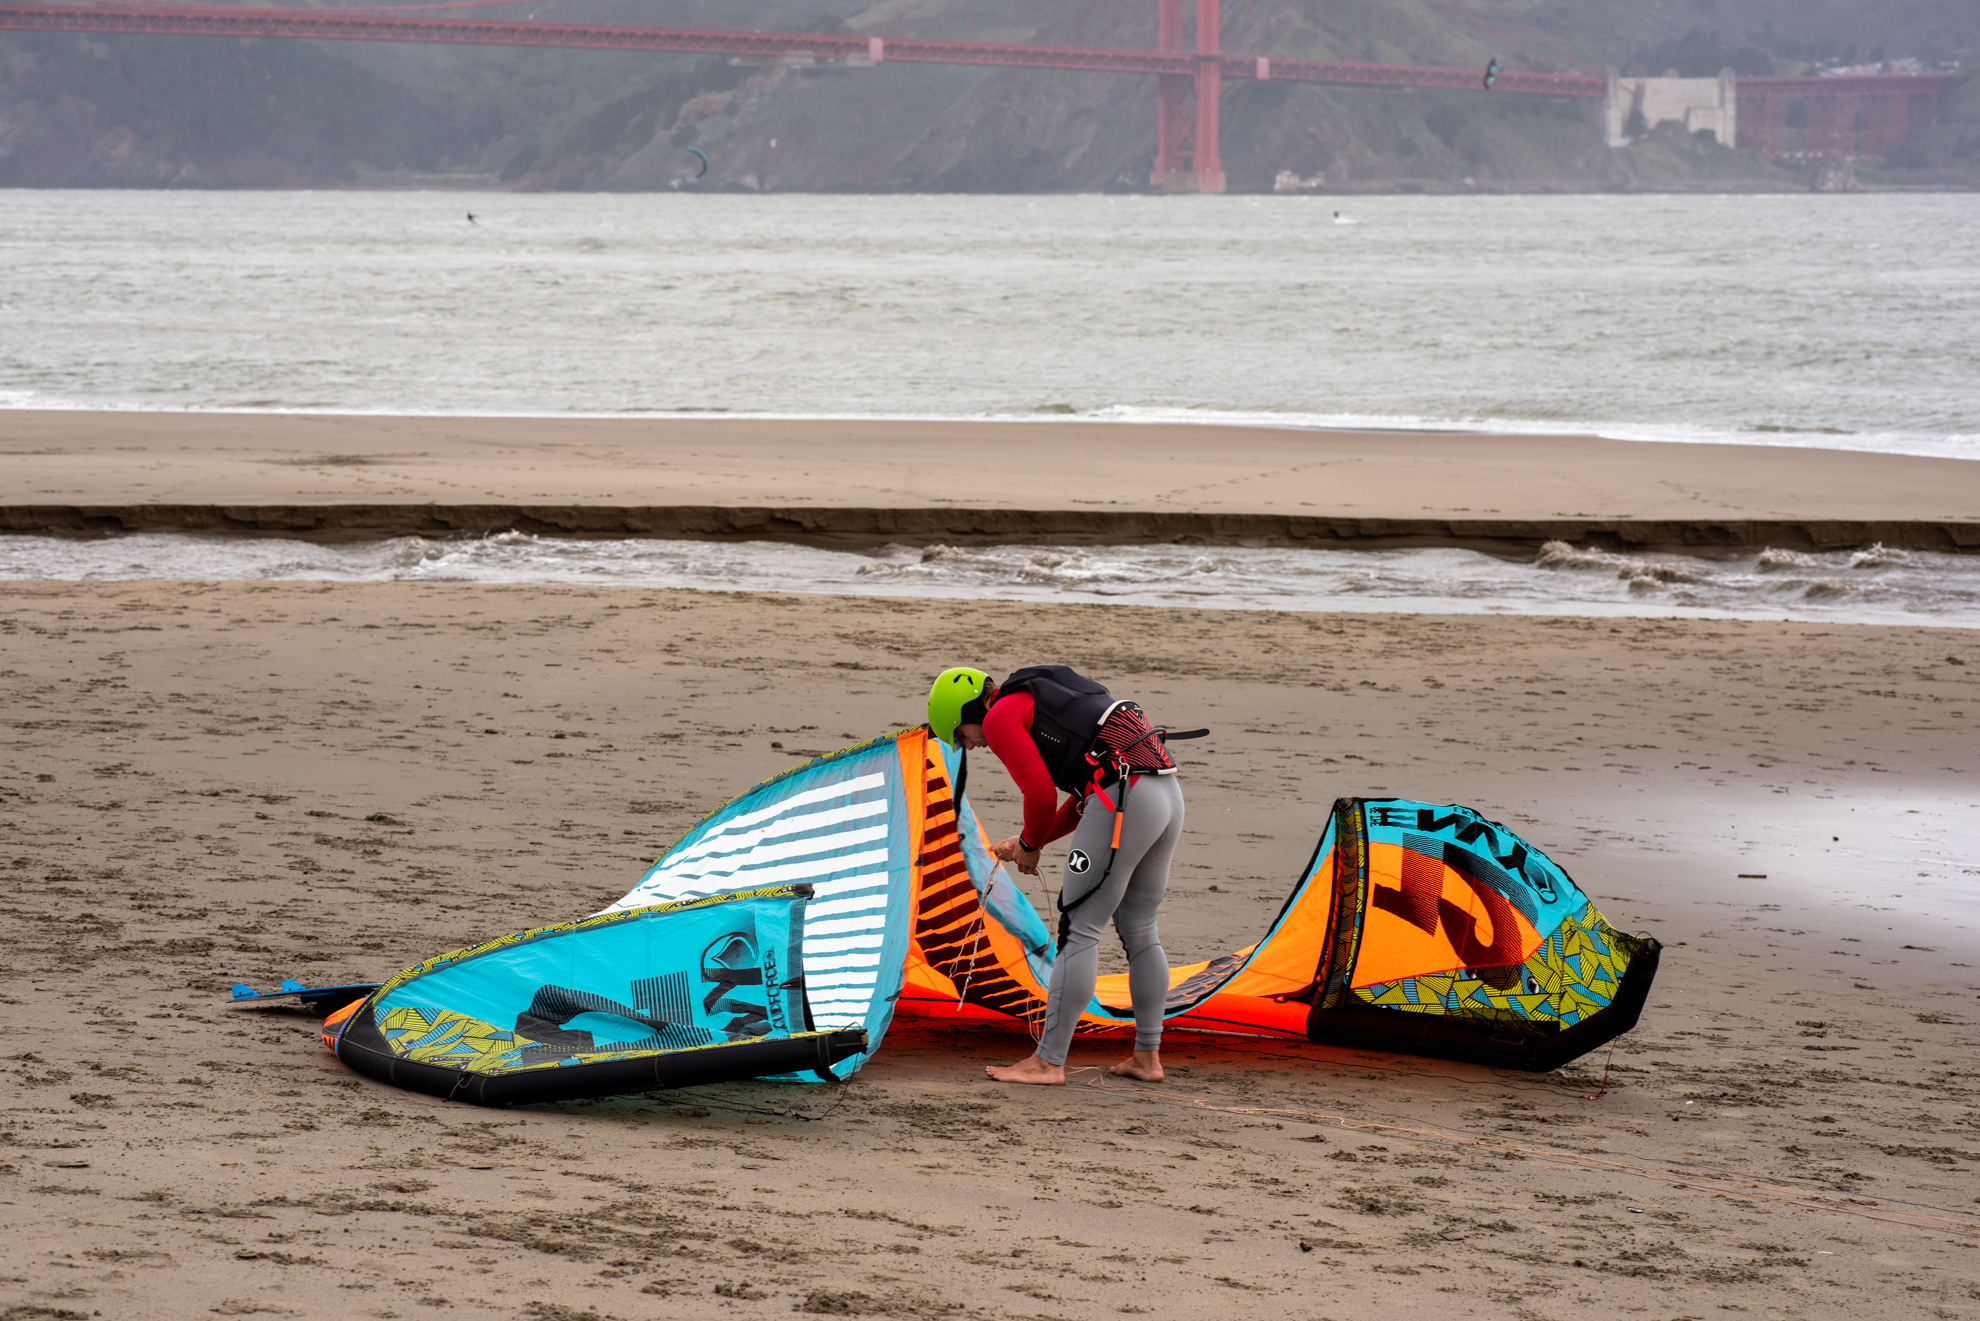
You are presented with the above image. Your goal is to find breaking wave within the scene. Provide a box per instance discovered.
[3,533,1976,627]
[1535,541,1710,587]
[1850,543,1911,569]
[1533,539,1964,614]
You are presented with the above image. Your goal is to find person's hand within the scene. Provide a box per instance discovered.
[991,836,1043,876]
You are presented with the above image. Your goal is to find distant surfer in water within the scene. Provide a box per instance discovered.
[466,212,477,224]
[926,666,1189,1086]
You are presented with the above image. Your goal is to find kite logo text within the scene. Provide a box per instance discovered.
[700,931,772,1038]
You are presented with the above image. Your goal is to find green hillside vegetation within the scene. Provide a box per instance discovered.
[1,0,1973,190]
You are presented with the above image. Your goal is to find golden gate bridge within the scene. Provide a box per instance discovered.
[0,1,1955,189]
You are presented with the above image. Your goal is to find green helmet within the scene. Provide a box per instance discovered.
[926,667,992,744]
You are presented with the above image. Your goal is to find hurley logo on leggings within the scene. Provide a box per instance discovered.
[1067,850,1091,873]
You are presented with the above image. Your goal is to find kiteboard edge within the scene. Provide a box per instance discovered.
[228,980,382,1016]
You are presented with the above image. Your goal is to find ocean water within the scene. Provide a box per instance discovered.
[4,532,1975,627]
[1,190,1977,457]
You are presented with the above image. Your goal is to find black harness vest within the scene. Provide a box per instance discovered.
[989,664,1115,795]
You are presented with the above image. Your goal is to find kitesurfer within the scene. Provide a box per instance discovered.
[926,666,1185,1086]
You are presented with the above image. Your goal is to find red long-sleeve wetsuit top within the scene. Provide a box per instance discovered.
[982,690,1086,849]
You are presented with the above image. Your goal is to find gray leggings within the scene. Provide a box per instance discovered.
[1036,773,1184,1066]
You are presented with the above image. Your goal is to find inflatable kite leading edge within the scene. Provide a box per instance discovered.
[321,885,868,1105]
[314,728,1659,1103]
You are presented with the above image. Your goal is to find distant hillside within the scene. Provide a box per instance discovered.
[2,0,1974,190]
[0,29,468,185]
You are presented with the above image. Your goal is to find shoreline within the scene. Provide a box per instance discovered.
[6,402,1975,465]
[7,410,1980,554]
[10,180,1979,195]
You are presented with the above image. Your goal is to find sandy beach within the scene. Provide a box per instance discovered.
[6,411,1980,551]
[2,561,1977,1318]
[4,411,1980,1319]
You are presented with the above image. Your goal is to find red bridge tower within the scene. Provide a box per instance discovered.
[1152,0,1223,192]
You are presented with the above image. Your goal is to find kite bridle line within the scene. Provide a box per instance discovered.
[948,907,991,1020]
[1074,1074,1980,1241]
[1585,1043,1613,1101]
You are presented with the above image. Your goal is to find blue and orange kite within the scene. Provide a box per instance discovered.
[265,729,1658,1104]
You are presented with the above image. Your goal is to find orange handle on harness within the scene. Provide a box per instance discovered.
[1110,809,1124,849]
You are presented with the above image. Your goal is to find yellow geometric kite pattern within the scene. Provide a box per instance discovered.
[378,1005,791,1076]
[1352,904,1635,1026]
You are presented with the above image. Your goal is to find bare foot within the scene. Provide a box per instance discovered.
[1108,1050,1164,1082]
[985,1054,1065,1085]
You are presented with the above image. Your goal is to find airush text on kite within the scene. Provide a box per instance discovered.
[1371,804,1558,904]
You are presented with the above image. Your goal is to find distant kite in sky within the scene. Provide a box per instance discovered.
[687,147,709,178]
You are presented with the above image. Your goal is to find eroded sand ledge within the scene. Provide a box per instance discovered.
[6,410,1980,551]
[11,501,1980,553]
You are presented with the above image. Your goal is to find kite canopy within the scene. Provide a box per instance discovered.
[597,729,1659,1073]
[324,885,866,1106]
[321,728,1658,1103]
[1300,796,1659,1069]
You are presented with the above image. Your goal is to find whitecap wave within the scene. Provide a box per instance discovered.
[1755,548,1819,572]
[1535,541,1706,586]
[3,533,1976,627]
[1850,543,1910,569]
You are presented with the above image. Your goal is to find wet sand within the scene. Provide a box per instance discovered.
[2,581,1976,1320]
[6,411,1980,550]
